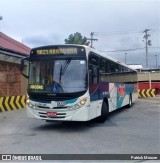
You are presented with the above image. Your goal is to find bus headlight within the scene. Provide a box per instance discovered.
[69,98,87,111]
[26,97,30,104]
[80,98,87,105]
[27,101,37,110]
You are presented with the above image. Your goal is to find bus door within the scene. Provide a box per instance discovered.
[89,54,99,118]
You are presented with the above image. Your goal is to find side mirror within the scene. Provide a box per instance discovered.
[20,58,29,79]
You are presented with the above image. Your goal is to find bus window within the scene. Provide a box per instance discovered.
[100,58,106,73]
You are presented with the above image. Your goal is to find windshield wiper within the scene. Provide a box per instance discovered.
[59,59,71,82]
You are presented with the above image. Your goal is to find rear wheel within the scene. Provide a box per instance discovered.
[97,101,109,123]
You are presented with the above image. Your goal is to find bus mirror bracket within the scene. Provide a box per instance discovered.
[20,59,24,71]
[20,57,29,79]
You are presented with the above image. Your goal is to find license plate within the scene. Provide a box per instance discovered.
[47,112,57,117]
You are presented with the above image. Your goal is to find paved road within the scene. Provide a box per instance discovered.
[0,97,159,154]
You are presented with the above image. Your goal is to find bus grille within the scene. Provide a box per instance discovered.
[29,94,75,102]
[37,106,68,110]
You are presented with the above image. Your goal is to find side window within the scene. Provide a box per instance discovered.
[105,59,111,73]
[100,58,106,73]
[89,53,99,67]
[109,61,117,73]
[115,64,119,72]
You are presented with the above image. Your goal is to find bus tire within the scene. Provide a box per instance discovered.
[97,101,109,123]
[127,94,132,108]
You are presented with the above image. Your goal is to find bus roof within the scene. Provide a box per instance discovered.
[31,44,136,72]
[84,45,137,72]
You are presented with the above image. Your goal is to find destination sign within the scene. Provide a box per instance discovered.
[29,84,44,90]
[36,48,78,55]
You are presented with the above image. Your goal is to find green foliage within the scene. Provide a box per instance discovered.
[65,32,90,45]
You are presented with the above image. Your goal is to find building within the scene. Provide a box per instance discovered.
[128,64,143,72]
[128,64,160,95]
[0,32,30,97]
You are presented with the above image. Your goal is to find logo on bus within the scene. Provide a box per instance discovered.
[57,101,66,107]
[52,86,57,92]
[118,85,125,97]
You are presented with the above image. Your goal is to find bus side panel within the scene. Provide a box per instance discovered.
[89,84,99,119]
[116,83,137,109]
[89,82,110,118]
[116,83,129,108]
[109,83,137,111]
[96,82,109,117]
[108,83,117,112]
[131,83,138,102]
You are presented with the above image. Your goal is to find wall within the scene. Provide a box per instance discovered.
[138,71,160,82]
[0,61,27,96]
[138,71,160,94]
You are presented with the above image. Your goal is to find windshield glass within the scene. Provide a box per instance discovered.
[28,59,87,93]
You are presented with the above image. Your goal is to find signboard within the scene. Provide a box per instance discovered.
[30,46,85,56]
[36,48,78,55]
[29,84,44,90]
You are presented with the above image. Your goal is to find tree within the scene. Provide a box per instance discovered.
[64,32,90,45]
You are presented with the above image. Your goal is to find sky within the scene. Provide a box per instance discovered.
[0,0,160,68]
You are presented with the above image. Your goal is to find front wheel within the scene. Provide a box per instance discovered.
[97,101,109,123]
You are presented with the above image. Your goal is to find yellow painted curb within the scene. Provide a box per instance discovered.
[0,95,26,112]
[138,89,156,98]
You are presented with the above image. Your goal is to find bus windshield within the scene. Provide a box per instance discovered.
[28,59,87,93]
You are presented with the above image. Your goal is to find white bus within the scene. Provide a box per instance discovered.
[20,45,137,122]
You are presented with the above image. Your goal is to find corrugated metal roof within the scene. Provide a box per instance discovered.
[0,32,30,55]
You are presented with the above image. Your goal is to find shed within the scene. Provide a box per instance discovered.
[0,32,30,97]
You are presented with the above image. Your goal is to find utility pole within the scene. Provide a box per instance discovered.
[143,29,151,68]
[0,16,3,32]
[155,54,157,68]
[87,32,98,48]
[125,53,127,64]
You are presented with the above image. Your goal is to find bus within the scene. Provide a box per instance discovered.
[20,45,137,122]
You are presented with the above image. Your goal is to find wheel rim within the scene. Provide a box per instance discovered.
[129,96,132,106]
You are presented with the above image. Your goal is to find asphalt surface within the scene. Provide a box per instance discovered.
[0,96,159,154]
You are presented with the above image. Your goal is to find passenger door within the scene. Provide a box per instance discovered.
[88,53,99,119]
